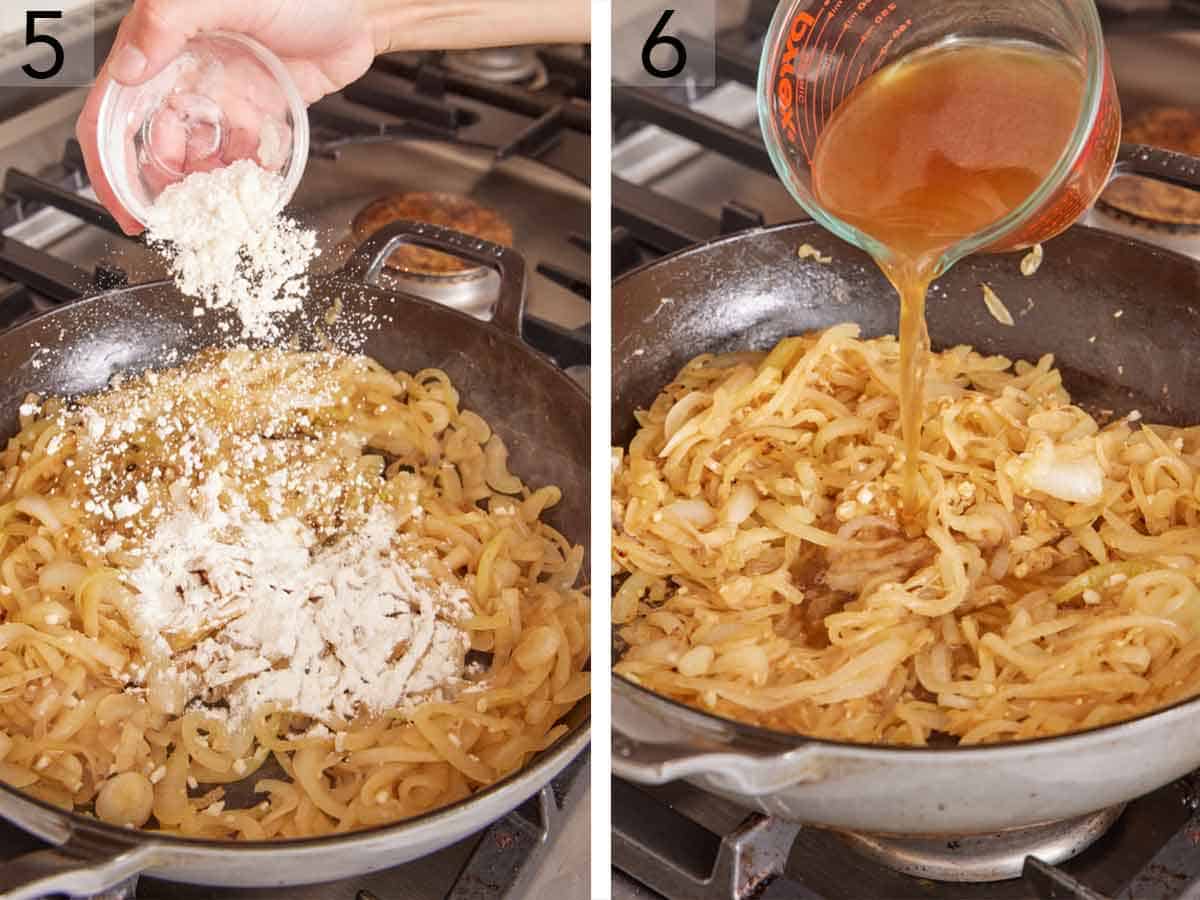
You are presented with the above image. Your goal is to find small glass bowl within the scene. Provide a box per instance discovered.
[97,32,310,227]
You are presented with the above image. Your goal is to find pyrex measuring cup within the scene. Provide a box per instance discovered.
[757,0,1121,278]
[96,32,309,228]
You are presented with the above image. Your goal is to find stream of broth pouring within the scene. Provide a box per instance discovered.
[811,41,1085,517]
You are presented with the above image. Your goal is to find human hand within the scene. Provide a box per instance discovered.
[80,0,590,235]
[78,0,377,234]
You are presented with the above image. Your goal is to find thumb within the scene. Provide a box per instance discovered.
[106,0,254,85]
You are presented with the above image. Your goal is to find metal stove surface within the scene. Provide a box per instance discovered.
[15,131,588,336]
[1,42,591,349]
[613,28,1200,263]
[36,137,590,332]
[612,771,1200,900]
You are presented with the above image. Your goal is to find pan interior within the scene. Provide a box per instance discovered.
[614,223,1200,440]
[0,274,590,848]
[611,220,1200,749]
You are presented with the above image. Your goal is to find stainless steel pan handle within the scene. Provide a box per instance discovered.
[0,832,158,900]
[338,220,528,338]
[1112,143,1200,192]
[612,730,827,796]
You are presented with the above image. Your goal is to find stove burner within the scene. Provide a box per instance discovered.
[443,47,548,87]
[353,192,514,274]
[1099,106,1200,233]
[351,192,515,317]
[613,807,801,899]
[834,805,1126,883]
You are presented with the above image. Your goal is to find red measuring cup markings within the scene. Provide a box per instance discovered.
[1004,56,1121,251]
[759,0,1122,271]
[776,1,916,168]
[773,11,816,153]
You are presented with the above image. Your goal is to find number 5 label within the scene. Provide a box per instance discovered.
[613,1,716,88]
[0,5,96,86]
[25,12,66,80]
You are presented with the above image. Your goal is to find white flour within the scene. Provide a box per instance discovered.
[145,160,319,341]
[123,477,470,730]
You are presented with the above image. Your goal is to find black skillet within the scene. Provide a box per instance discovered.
[609,144,1200,891]
[0,219,589,548]
[0,221,590,895]
[611,145,1200,749]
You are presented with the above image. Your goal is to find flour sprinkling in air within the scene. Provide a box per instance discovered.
[145,159,319,340]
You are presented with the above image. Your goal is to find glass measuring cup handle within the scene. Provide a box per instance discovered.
[1110,144,1200,195]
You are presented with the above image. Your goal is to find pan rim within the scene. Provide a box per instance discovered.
[612,668,1200,756]
[611,218,1200,757]
[0,277,592,853]
[611,217,1199,291]
[5,273,590,409]
[0,709,590,852]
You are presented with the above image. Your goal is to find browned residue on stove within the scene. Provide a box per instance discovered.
[1102,107,1200,229]
[352,192,514,276]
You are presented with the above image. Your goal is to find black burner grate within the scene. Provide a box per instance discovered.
[1097,1,1200,32]
[0,48,593,368]
[612,774,1200,900]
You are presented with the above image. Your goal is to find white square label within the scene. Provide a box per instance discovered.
[613,2,718,88]
[0,4,98,86]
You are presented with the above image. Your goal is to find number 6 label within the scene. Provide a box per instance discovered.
[0,5,96,86]
[642,11,687,79]
[614,1,716,88]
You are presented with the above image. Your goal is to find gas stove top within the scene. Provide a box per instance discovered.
[610,4,1200,899]
[0,43,590,900]
[612,0,1200,271]
[0,44,591,371]
[612,772,1200,900]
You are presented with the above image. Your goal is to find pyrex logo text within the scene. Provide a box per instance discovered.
[776,11,815,144]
